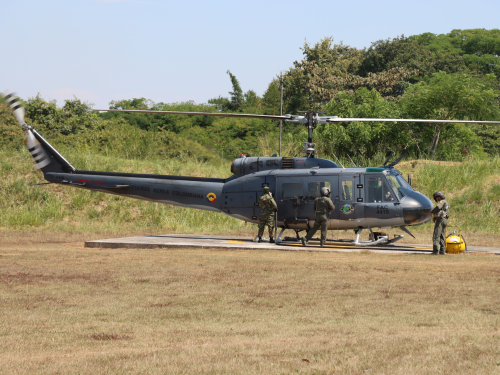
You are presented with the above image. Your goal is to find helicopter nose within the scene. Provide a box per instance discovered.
[401,192,433,226]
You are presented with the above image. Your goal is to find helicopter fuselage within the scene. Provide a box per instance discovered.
[42,154,433,232]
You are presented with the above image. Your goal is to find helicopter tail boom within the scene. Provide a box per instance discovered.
[43,171,225,213]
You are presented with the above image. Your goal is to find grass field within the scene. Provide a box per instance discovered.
[1,231,500,374]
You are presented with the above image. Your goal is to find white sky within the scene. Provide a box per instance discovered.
[1,0,499,109]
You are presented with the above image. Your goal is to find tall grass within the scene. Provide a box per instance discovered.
[1,146,500,236]
[398,159,500,233]
[0,149,248,236]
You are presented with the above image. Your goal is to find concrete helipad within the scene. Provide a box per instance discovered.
[84,234,500,255]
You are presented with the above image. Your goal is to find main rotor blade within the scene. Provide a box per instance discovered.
[324,117,500,125]
[92,108,290,121]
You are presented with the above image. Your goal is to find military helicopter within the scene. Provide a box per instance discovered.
[3,90,500,246]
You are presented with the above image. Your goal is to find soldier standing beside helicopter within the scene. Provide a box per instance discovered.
[301,187,335,247]
[257,186,278,243]
[430,191,450,255]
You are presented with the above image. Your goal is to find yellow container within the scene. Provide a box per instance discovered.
[445,226,467,254]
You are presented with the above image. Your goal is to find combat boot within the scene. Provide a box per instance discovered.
[320,241,325,247]
[270,237,275,243]
[301,237,307,247]
[258,237,263,243]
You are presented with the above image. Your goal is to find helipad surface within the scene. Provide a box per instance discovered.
[85,234,500,255]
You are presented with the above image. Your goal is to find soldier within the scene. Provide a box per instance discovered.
[301,187,335,247]
[430,191,450,255]
[257,186,278,243]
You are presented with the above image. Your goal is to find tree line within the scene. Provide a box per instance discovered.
[1,28,499,161]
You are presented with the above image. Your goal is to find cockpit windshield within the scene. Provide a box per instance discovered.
[396,174,412,190]
[386,173,412,200]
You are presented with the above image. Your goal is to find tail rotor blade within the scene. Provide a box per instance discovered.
[1,89,52,169]
[1,89,26,127]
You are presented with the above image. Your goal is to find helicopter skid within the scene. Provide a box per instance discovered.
[276,227,405,247]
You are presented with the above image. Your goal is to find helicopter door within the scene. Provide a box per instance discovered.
[276,177,307,223]
[305,176,339,219]
[364,175,400,220]
[337,176,357,221]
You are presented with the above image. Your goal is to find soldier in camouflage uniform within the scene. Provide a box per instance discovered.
[257,186,278,243]
[430,191,450,255]
[301,187,335,247]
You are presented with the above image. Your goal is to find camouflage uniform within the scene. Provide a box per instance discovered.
[431,198,450,254]
[257,190,278,242]
[303,196,335,246]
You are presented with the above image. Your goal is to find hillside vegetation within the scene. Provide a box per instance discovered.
[1,143,500,242]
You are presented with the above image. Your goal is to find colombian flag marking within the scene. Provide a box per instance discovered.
[206,192,217,203]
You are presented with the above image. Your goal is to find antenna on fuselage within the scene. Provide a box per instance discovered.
[347,154,357,167]
[332,152,345,169]
[279,73,283,157]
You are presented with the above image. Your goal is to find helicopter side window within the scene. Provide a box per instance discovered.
[308,182,331,199]
[266,159,279,167]
[341,180,353,201]
[367,177,395,203]
[387,175,405,200]
[281,183,303,199]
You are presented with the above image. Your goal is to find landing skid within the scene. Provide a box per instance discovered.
[276,227,404,247]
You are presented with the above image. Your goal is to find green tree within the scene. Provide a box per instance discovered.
[24,94,58,127]
[283,37,365,111]
[226,70,244,111]
[411,29,500,78]
[319,88,407,159]
[208,70,261,113]
[109,98,153,110]
[400,72,500,159]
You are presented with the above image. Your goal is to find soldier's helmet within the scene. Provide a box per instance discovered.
[320,187,330,196]
[263,186,270,194]
[433,191,445,201]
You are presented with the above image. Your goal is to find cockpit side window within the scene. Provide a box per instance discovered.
[367,176,396,203]
[281,183,303,199]
[386,175,405,200]
[308,181,331,199]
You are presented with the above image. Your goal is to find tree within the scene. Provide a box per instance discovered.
[400,72,500,159]
[109,98,153,110]
[285,37,365,111]
[208,70,260,113]
[319,88,407,159]
[227,70,243,111]
[411,29,500,79]
[359,35,438,80]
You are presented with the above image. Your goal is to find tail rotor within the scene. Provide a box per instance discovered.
[1,90,51,169]
[2,89,27,129]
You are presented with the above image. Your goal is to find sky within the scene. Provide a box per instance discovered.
[1,0,499,109]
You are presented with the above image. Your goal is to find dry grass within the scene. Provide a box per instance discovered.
[1,232,500,374]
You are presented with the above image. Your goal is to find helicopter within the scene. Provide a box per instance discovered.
[3,90,500,246]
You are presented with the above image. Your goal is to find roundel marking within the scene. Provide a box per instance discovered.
[341,204,355,214]
[206,192,217,203]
